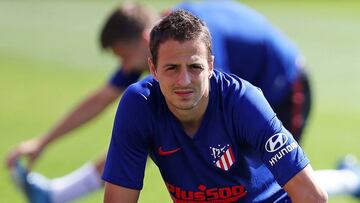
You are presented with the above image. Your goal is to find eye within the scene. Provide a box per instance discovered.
[190,64,204,70]
[165,65,177,71]
[189,64,204,73]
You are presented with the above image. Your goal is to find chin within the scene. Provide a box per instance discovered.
[176,105,195,111]
[174,101,197,111]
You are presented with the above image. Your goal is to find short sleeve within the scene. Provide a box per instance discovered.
[108,68,142,89]
[102,85,150,190]
[236,81,309,186]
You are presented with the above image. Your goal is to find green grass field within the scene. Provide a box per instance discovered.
[1,0,359,202]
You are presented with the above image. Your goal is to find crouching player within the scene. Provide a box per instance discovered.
[102,10,328,203]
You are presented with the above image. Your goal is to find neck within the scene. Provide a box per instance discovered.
[172,94,209,138]
[181,115,205,138]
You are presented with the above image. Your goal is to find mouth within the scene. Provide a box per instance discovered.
[174,89,194,98]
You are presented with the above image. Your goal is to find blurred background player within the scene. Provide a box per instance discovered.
[5,0,360,202]
[6,3,158,202]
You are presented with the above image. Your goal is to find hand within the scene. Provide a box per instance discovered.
[6,137,46,169]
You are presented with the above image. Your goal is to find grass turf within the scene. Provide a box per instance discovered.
[1,0,359,202]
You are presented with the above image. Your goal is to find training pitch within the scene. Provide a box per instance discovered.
[0,0,359,202]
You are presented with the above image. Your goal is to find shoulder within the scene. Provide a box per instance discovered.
[113,76,159,138]
[212,70,260,103]
[212,70,275,122]
[119,75,160,115]
[122,76,158,102]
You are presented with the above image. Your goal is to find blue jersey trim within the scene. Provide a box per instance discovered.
[277,157,310,187]
[108,68,142,89]
[102,174,143,190]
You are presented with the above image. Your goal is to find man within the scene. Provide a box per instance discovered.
[6,1,360,202]
[6,3,158,203]
[103,10,327,202]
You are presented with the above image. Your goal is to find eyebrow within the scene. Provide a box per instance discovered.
[188,62,203,66]
[162,61,203,67]
[161,63,179,69]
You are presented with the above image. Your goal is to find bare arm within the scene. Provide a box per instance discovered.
[283,164,328,203]
[104,182,140,203]
[6,84,123,168]
[39,84,122,146]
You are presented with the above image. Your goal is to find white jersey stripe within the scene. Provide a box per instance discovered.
[216,160,221,168]
[226,149,233,166]
[221,155,228,171]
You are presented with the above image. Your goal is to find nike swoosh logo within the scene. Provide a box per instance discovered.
[158,146,182,156]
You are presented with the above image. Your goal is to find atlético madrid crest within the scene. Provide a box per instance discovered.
[210,144,235,171]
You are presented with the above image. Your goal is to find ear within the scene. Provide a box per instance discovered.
[208,55,215,78]
[148,57,158,80]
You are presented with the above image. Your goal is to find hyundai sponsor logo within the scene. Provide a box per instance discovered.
[269,142,298,166]
[265,133,288,153]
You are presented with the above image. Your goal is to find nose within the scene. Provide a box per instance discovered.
[177,68,191,86]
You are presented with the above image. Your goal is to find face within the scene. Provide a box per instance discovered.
[148,39,214,116]
[112,38,149,73]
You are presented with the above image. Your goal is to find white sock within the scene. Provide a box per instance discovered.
[315,169,360,197]
[50,163,102,203]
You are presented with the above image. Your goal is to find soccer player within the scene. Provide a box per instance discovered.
[6,1,360,202]
[6,3,159,203]
[103,9,328,202]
